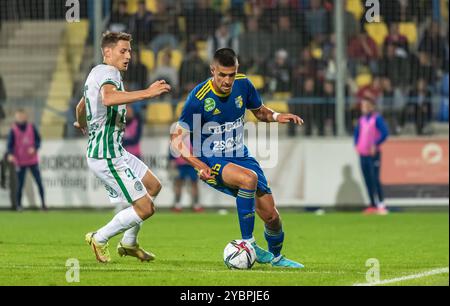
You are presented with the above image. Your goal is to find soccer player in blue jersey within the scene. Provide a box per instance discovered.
[171,48,304,268]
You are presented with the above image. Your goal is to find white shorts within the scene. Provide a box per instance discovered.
[87,151,149,204]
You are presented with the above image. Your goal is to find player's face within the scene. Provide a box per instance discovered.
[361,100,374,115]
[211,63,238,95]
[104,40,132,72]
[15,112,27,123]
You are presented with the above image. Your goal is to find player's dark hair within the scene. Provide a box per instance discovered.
[101,32,132,49]
[213,48,238,67]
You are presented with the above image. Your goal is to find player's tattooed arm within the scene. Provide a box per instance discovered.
[251,105,304,125]
[101,80,171,106]
[74,97,87,135]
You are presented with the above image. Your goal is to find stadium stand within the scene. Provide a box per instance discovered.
[0,0,447,139]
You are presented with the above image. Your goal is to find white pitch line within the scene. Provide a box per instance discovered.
[0,264,358,275]
[0,264,306,274]
[353,267,449,286]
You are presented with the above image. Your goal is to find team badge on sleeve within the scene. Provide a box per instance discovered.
[204,98,216,112]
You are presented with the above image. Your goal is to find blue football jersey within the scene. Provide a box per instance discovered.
[178,74,263,158]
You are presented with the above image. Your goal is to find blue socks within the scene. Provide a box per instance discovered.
[264,225,284,258]
[236,189,256,240]
[236,189,285,258]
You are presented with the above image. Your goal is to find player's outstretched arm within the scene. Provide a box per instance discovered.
[251,105,304,125]
[74,97,87,135]
[170,125,215,181]
[101,80,171,106]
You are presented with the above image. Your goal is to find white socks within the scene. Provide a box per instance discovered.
[121,223,142,246]
[94,206,143,245]
[244,237,256,244]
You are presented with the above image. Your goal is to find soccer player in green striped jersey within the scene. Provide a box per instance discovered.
[74,32,171,263]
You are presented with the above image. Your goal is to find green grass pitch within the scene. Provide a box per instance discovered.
[0,210,448,286]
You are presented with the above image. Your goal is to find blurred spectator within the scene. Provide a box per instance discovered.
[245,1,269,30]
[418,21,448,72]
[379,43,409,89]
[150,0,179,54]
[304,0,329,43]
[292,48,321,96]
[271,15,303,60]
[403,78,433,135]
[323,34,337,80]
[108,0,130,33]
[332,0,360,43]
[262,0,302,32]
[7,109,46,211]
[123,105,143,160]
[186,0,222,41]
[440,73,449,122]
[151,49,179,98]
[380,0,418,24]
[347,29,379,77]
[223,9,245,39]
[238,17,271,74]
[294,77,319,137]
[380,77,399,134]
[179,44,210,95]
[0,74,6,120]
[383,23,409,58]
[410,51,437,86]
[207,18,239,62]
[293,48,319,81]
[129,0,153,45]
[317,80,336,136]
[124,50,148,91]
[358,76,384,103]
[266,49,292,93]
[229,0,246,19]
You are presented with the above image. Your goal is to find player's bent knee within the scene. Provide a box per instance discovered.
[134,197,155,220]
[240,170,258,190]
[258,208,280,224]
[147,181,162,198]
[154,181,162,195]
[266,212,280,224]
[140,205,155,220]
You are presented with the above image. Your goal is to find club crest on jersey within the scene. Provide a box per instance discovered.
[134,181,144,192]
[105,184,119,198]
[204,98,216,112]
[235,96,243,109]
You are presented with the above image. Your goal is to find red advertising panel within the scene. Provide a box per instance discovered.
[381,139,449,185]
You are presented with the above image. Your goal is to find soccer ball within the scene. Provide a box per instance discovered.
[223,240,256,270]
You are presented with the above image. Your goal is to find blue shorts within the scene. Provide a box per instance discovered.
[177,165,199,182]
[199,156,272,197]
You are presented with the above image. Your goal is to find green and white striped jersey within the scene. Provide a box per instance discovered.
[84,64,127,159]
